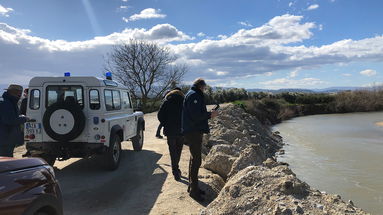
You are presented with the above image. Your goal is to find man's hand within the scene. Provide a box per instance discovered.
[211,110,219,118]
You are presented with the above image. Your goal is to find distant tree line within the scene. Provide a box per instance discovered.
[234,86,383,125]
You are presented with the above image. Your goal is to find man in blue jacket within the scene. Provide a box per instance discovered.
[0,84,28,157]
[182,78,218,202]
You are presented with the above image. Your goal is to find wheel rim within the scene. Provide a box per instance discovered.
[113,140,120,162]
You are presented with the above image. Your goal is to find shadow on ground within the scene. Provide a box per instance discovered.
[56,149,166,215]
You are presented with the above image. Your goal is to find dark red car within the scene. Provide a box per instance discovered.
[0,157,62,215]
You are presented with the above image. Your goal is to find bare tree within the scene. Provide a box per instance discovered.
[104,40,187,110]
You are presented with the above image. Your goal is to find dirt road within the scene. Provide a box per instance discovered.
[14,111,213,215]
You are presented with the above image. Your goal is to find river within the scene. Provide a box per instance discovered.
[274,112,383,214]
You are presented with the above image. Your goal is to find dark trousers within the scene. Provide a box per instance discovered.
[185,132,203,193]
[156,123,163,136]
[167,136,184,174]
[0,145,15,157]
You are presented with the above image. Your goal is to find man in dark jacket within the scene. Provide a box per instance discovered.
[158,88,185,180]
[20,88,29,115]
[0,84,28,157]
[182,78,218,202]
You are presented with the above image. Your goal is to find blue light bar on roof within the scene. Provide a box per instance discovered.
[64,72,71,77]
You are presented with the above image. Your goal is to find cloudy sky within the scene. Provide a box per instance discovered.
[0,0,382,90]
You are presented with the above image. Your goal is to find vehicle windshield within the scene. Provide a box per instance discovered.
[46,85,84,108]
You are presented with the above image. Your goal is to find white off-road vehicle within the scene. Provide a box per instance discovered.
[24,74,145,170]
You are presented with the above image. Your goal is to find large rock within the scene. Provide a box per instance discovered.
[228,144,267,177]
[203,165,368,215]
[203,145,239,179]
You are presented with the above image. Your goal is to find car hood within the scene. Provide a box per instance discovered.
[0,157,47,173]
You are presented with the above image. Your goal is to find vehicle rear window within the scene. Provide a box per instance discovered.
[29,89,40,110]
[89,89,100,110]
[46,85,84,109]
[104,89,121,111]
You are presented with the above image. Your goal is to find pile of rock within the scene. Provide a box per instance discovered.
[200,104,368,214]
[202,104,282,180]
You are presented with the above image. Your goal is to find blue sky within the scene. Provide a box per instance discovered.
[0,0,382,89]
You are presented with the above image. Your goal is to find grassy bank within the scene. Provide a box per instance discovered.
[232,88,383,125]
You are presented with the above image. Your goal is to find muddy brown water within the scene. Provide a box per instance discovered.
[274,111,383,215]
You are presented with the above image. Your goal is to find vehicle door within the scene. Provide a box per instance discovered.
[121,90,136,138]
[41,83,88,142]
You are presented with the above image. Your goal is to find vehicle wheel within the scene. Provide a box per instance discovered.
[132,124,144,151]
[43,101,85,142]
[105,135,122,171]
[23,196,62,215]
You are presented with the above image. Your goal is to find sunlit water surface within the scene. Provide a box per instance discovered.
[274,112,383,214]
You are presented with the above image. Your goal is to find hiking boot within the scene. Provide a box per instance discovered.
[189,191,205,202]
[173,171,181,181]
[187,186,205,195]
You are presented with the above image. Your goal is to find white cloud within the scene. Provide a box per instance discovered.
[342,73,352,77]
[0,4,13,17]
[360,69,377,77]
[197,32,206,37]
[120,6,129,9]
[307,4,319,10]
[122,0,128,2]
[289,70,298,77]
[123,8,166,22]
[288,2,293,7]
[260,78,325,89]
[2,14,383,88]
[238,21,253,27]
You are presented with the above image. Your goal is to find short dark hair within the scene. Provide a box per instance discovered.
[193,78,206,88]
[173,87,182,91]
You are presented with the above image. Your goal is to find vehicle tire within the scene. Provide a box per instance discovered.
[105,135,122,171]
[132,123,144,151]
[43,101,85,142]
[23,196,62,215]
[40,155,56,167]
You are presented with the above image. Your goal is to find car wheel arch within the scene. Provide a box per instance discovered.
[22,194,62,215]
[110,125,123,142]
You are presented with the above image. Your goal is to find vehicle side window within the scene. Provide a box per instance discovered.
[104,89,121,111]
[104,90,113,111]
[89,89,100,110]
[122,91,132,109]
[128,92,132,108]
[29,89,40,110]
[112,91,121,110]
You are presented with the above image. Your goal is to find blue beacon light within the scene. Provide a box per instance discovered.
[106,72,112,80]
[64,72,71,77]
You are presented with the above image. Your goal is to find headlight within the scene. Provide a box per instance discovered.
[43,165,56,178]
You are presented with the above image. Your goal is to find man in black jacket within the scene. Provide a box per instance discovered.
[0,84,28,157]
[182,78,218,202]
[157,88,185,181]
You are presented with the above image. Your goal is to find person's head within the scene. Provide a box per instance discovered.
[23,88,29,97]
[193,78,207,92]
[5,84,23,100]
[173,87,182,91]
